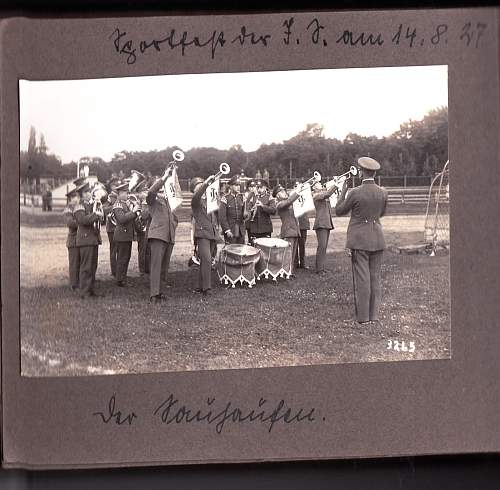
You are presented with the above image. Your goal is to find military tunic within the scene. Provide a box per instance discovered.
[276,193,301,273]
[63,204,80,289]
[146,178,178,299]
[335,180,388,322]
[219,192,246,244]
[102,200,117,277]
[248,194,276,240]
[313,188,336,273]
[113,199,137,284]
[74,201,101,297]
[191,181,220,291]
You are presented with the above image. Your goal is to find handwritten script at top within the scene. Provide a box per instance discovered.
[93,393,319,434]
[110,18,488,65]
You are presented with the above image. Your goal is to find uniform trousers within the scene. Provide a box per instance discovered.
[79,245,98,296]
[68,247,80,289]
[107,232,117,277]
[351,249,384,322]
[197,238,217,291]
[115,241,132,283]
[295,229,308,267]
[136,232,147,273]
[149,238,174,298]
[284,237,299,274]
[315,228,331,272]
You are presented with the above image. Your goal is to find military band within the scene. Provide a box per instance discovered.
[62,155,387,323]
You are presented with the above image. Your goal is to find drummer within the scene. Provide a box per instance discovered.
[219,175,246,244]
[272,183,301,276]
[190,175,220,296]
[248,179,276,242]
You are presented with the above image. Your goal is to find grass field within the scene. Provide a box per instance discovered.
[20,210,451,376]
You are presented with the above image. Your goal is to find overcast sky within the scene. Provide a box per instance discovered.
[20,65,447,163]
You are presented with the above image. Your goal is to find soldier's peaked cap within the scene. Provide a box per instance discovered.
[357,156,381,171]
[66,188,78,198]
[228,175,241,185]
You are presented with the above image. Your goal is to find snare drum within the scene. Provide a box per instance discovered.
[217,244,261,288]
[253,237,292,280]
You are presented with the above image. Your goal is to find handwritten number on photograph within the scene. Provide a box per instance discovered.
[387,340,416,353]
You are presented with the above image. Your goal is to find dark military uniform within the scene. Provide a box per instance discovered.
[102,200,117,277]
[219,192,246,244]
[134,204,150,274]
[191,178,220,293]
[112,198,137,285]
[146,178,178,300]
[248,193,276,241]
[276,192,301,273]
[313,187,336,273]
[63,203,80,289]
[335,157,389,323]
[296,212,310,269]
[74,200,101,297]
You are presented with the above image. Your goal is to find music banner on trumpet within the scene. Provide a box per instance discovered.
[325,175,347,208]
[164,167,183,211]
[205,178,221,214]
[292,184,315,218]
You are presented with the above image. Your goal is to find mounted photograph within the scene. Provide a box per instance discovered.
[19,65,450,376]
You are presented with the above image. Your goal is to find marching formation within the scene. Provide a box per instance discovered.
[63,152,388,324]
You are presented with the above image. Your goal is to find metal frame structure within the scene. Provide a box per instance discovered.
[424,160,450,255]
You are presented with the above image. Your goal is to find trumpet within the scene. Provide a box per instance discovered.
[300,171,322,190]
[206,162,231,186]
[337,165,359,180]
[164,149,185,174]
[127,193,147,232]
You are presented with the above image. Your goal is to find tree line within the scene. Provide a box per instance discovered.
[21,106,448,187]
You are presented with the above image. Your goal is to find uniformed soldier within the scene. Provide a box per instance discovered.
[312,180,338,274]
[73,182,102,298]
[219,175,246,244]
[133,186,150,276]
[190,176,221,296]
[63,188,80,290]
[102,190,118,277]
[293,180,310,270]
[244,180,257,243]
[248,179,276,241]
[112,183,139,287]
[335,157,389,324]
[146,167,178,303]
[273,183,301,275]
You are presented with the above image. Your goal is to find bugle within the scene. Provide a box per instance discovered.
[336,165,358,180]
[301,171,322,190]
[212,162,231,181]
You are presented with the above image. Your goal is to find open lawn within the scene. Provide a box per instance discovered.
[20,212,451,376]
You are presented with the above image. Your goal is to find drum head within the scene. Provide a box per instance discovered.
[223,244,260,256]
[253,237,289,248]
